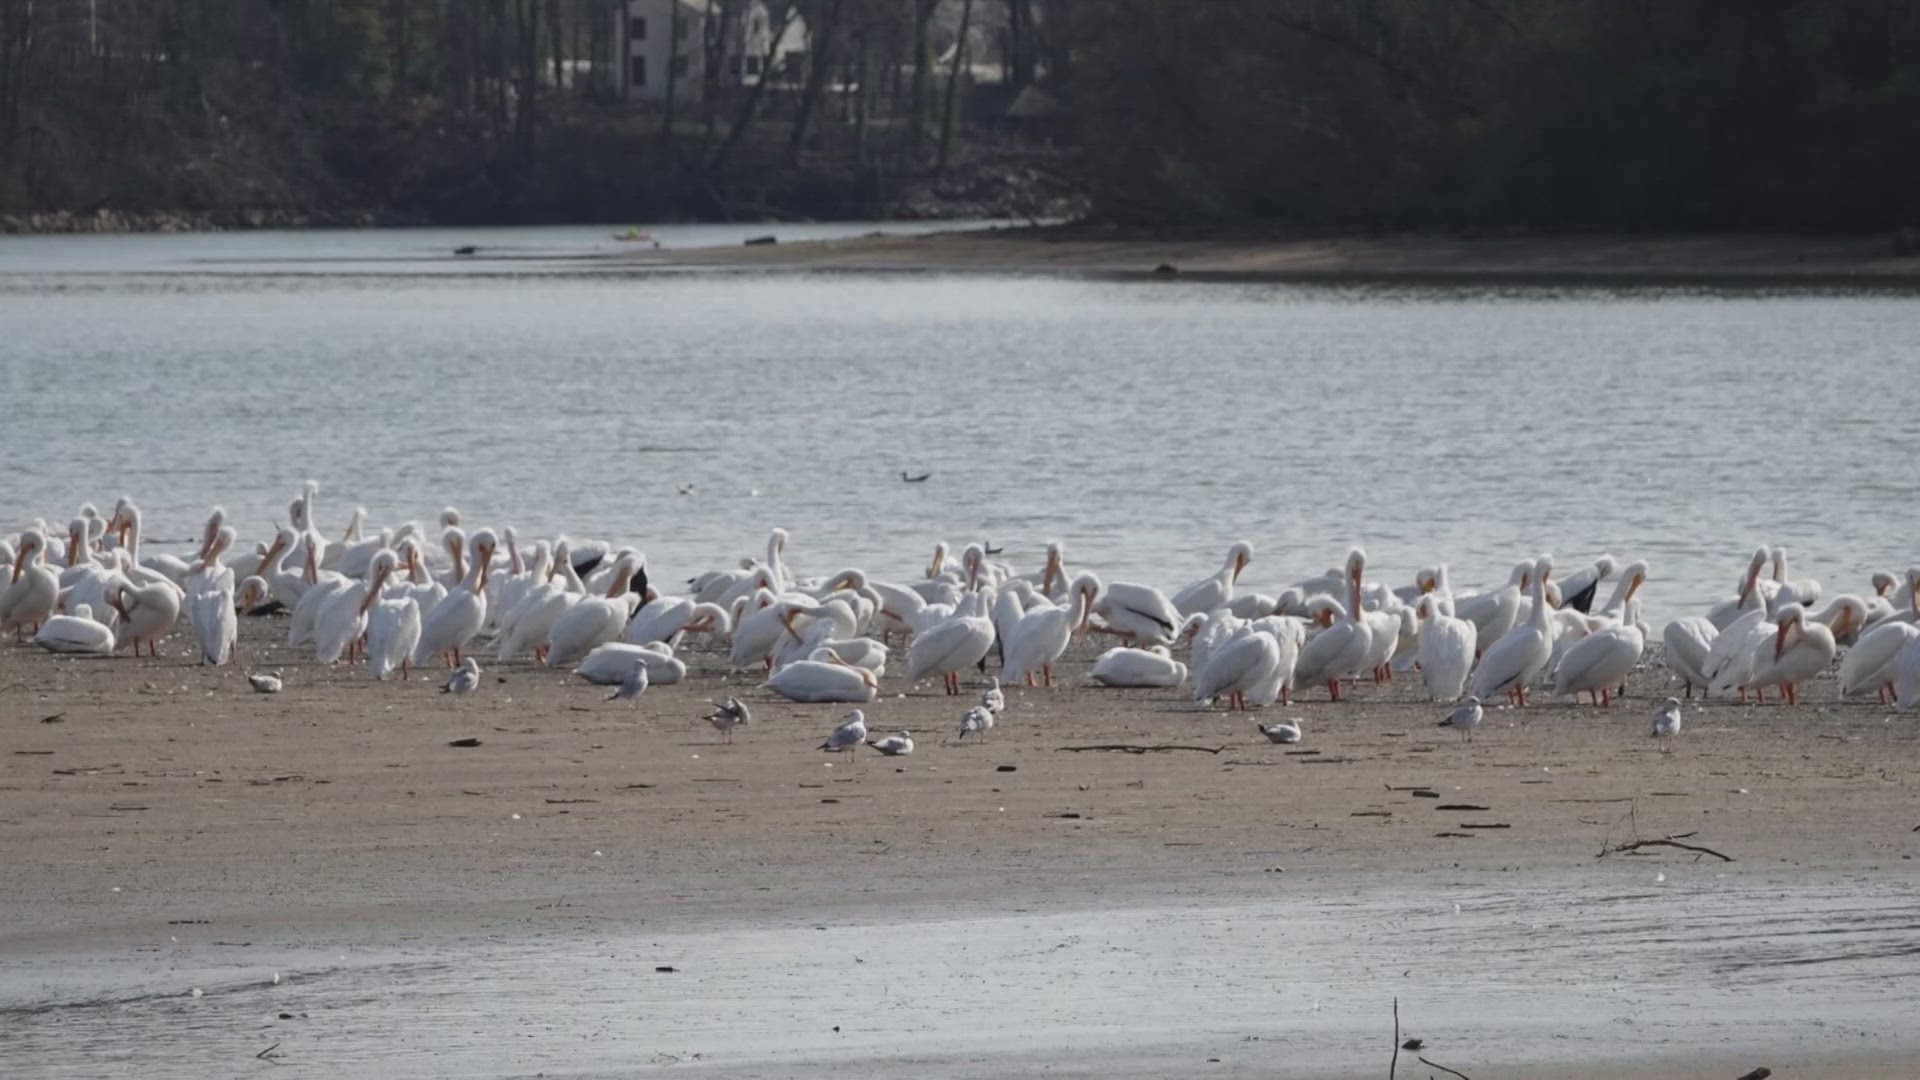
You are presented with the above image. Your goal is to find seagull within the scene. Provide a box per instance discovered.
[959,705,994,740]
[1255,718,1303,744]
[1438,696,1483,741]
[1651,696,1682,738]
[819,709,868,758]
[607,659,649,703]
[706,698,751,743]
[868,730,914,756]
[247,671,283,695]
[979,676,1005,715]
[442,657,481,695]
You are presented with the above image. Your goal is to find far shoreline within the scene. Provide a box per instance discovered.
[607,227,1920,286]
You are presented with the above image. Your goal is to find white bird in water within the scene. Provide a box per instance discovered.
[1651,697,1682,737]
[1255,718,1303,744]
[979,676,1005,715]
[607,659,649,703]
[1438,697,1484,741]
[442,657,481,695]
[867,730,914,756]
[959,704,994,740]
[819,709,869,758]
[705,698,751,743]
[247,671,284,694]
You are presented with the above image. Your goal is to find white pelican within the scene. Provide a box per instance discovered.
[253,529,302,609]
[1651,697,1682,737]
[1243,614,1305,705]
[1415,593,1476,702]
[110,576,181,658]
[818,709,868,755]
[730,593,811,672]
[314,550,398,665]
[1090,645,1188,688]
[1745,602,1833,706]
[905,592,995,694]
[1663,616,1717,699]
[577,642,688,686]
[1455,560,1530,649]
[959,705,994,740]
[107,500,191,596]
[1227,593,1280,619]
[1171,541,1253,617]
[1893,635,1920,712]
[2,529,61,638]
[1553,600,1646,706]
[1192,627,1279,711]
[626,597,732,647]
[1094,579,1183,648]
[1840,620,1920,703]
[413,528,496,668]
[442,657,481,694]
[366,589,422,681]
[1002,573,1101,687]
[497,541,580,663]
[1472,556,1553,706]
[435,527,468,591]
[1438,697,1484,741]
[769,655,879,703]
[286,534,349,649]
[390,537,448,616]
[546,554,645,667]
[34,603,115,654]
[1255,718,1303,744]
[1759,546,1821,615]
[189,574,239,666]
[1293,550,1374,701]
[1593,560,1648,618]
[1707,548,1770,630]
[706,698,751,743]
[1555,555,1617,614]
[1704,606,1774,701]
[1807,595,1869,647]
[868,730,914,756]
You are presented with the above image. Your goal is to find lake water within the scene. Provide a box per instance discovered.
[3,224,1917,622]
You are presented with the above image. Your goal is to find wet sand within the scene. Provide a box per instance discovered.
[612,229,1920,283]
[3,620,1918,1077]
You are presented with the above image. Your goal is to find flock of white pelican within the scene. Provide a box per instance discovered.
[4,485,1920,731]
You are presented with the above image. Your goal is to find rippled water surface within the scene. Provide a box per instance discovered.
[4,225,1918,621]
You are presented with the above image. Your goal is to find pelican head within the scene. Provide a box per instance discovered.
[237,575,270,611]
[1739,547,1768,603]
[1226,541,1254,582]
[927,541,949,579]
[440,506,462,529]
[1871,570,1897,597]
[1620,560,1649,605]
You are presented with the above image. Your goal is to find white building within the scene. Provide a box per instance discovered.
[614,0,810,104]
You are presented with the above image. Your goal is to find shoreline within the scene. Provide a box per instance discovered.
[608,228,1920,284]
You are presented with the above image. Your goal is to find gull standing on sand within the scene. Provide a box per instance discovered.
[706,698,751,743]
[868,730,914,756]
[442,657,481,695]
[979,677,1005,715]
[1651,697,1682,737]
[607,658,649,703]
[959,705,994,740]
[1256,718,1304,744]
[1438,697,1484,741]
[819,709,868,757]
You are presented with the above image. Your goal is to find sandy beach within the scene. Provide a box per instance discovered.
[4,617,1918,1078]
[609,229,1920,283]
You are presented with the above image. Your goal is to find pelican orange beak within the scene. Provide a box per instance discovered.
[1625,573,1643,604]
[1232,553,1248,583]
[1833,608,1852,640]
[9,547,25,583]
[781,607,804,642]
[1774,617,1792,661]
[1419,580,1436,594]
